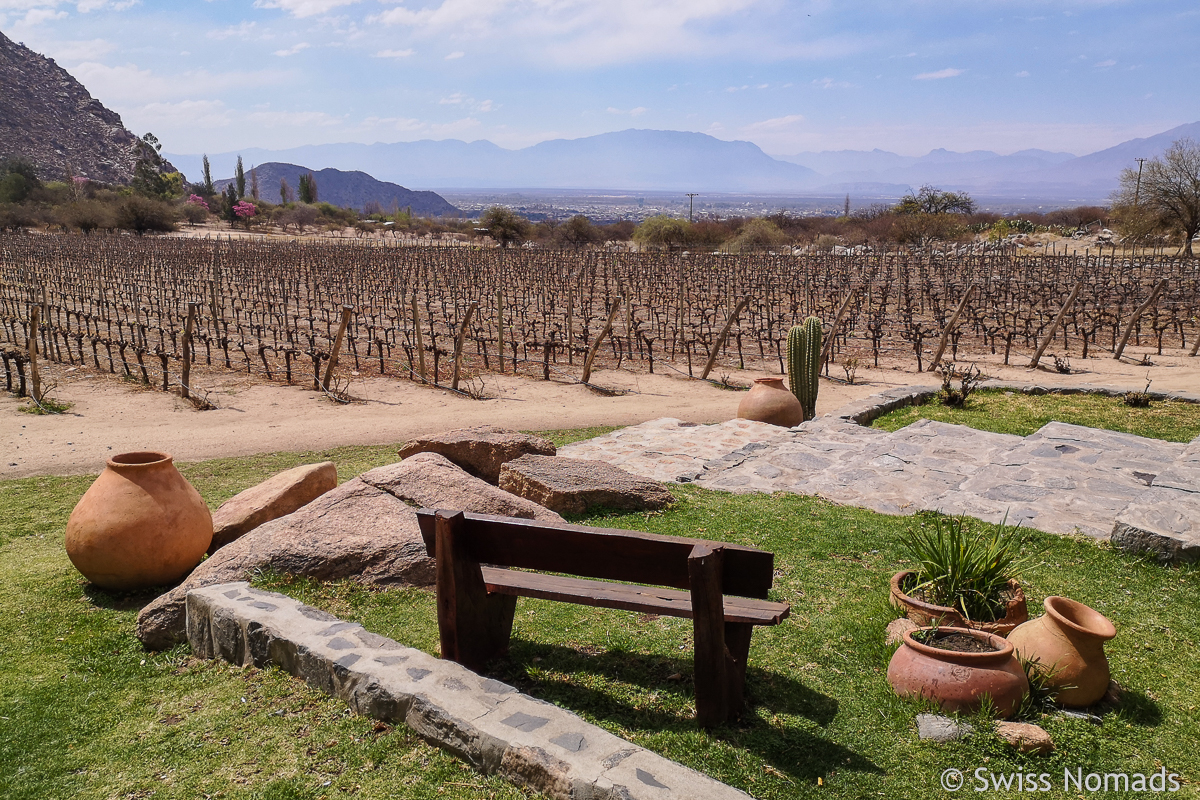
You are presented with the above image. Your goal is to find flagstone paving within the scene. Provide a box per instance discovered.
[560,384,1199,561]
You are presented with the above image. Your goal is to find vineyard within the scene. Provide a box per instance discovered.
[2,234,1199,407]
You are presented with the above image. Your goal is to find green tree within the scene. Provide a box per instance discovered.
[632,215,694,250]
[894,185,976,215]
[0,157,41,203]
[115,196,177,235]
[554,214,602,249]
[280,177,293,204]
[132,133,170,198]
[297,173,318,204]
[1113,138,1200,257]
[480,205,530,248]
[720,218,790,253]
[201,154,215,195]
[235,156,246,199]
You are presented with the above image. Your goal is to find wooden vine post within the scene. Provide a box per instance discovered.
[819,286,859,368]
[322,305,354,391]
[28,305,42,403]
[1028,282,1082,370]
[495,289,504,373]
[451,301,478,391]
[582,296,622,385]
[181,302,198,399]
[928,284,977,371]
[700,296,750,380]
[1114,279,1168,361]
[411,293,427,383]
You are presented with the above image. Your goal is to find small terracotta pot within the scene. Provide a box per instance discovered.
[736,377,804,427]
[65,451,213,591]
[1007,596,1116,708]
[889,570,1029,636]
[887,627,1030,719]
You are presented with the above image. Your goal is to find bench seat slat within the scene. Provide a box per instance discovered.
[480,567,790,626]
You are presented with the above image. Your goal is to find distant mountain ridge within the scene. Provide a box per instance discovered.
[0,29,174,183]
[171,130,820,193]
[214,162,459,216]
[167,122,1200,203]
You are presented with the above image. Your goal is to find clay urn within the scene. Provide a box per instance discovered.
[888,627,1030,719]
[890,570,1029,636]
[65,451,213,591]
[1007,596,1116,708]
[736,377,804,427]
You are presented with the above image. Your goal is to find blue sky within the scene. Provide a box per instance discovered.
[3,0,1196,157]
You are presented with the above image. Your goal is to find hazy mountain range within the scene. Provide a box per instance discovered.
[168,122,1200,203]
[212,162,458,216]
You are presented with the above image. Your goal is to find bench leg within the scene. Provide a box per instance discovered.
[688,544,729,728]
[435,510,518,670]
[724,622,754,718]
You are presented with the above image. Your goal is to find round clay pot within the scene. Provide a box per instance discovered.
[65,451,213,591]
[889,570,1029,636]
[1007,596,1116,708]
[736,377,804,427]
[887,627,1030,718]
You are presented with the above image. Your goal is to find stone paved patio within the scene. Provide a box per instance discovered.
[560,384,1199,561]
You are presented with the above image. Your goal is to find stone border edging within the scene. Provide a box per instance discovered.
[829,380,1200,426]
[186,582,754,800]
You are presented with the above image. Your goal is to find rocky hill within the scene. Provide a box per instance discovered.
[0,29,170,183]
[215,162,460,216]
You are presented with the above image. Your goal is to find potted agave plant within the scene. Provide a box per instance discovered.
[890,514,1030,636]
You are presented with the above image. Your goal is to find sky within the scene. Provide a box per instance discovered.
[2,0,1197,158]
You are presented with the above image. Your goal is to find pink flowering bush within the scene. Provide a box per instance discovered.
[186,194,210,211]
[233,201,257,218]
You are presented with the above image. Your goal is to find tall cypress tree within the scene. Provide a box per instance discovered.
[235,156,246,199]
[201,155,214,195]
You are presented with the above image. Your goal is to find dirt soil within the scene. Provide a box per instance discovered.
[5,349,1200,479]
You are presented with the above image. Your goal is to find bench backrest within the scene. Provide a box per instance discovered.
[416,509,775,599]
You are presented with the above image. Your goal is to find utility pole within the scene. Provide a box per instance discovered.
[1134,158,1146,204]
[686,193,698,223]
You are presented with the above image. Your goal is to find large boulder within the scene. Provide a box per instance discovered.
[397,426,556,484]
[498,454,674,515]
[208,461,338,554]
[136,453,561,650]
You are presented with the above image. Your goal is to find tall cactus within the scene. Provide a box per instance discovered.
[787,316,822,421]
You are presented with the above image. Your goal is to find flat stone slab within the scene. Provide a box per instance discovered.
[498,455,674,515]
[916,713,973,742]
[560,417,794,483]
[186,582,752,800]
[564,389,1200,547]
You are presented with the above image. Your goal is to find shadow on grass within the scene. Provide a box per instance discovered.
[488,638,883,783]
[81,582,166,612]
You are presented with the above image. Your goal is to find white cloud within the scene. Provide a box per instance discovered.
[444,50,464,59]
[1094,59,1116,67]
[914,68,964,80]
[1015,70,1030,77]
[246,109,343,127]
[76,0,138,11]
[18,7,66,24]
[812,77,854,90]
[208,21,265,40]
[607,106,647,116]
[439,92,466,105]
[253,0,357,19]
[273,42,310,56]
[369,0,793,67]
[68,61,289,104]
[375,47,414,58]
[743,114,804,132]
[438,92,495,112]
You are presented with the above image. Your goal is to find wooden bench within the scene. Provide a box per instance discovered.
[416,509,791,727]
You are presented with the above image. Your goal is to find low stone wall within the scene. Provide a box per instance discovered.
[187,582,753,800]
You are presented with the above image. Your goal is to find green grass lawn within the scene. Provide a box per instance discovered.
[2,432,1198,799]
[872,388,1200,442]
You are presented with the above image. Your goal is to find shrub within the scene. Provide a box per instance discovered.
[115,196,177,235]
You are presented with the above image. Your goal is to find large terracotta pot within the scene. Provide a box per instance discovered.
[65,451,213,591]
[1007,596,1116,708]
[890,570,1029,636]
[736,377,804,427]
[888,627,1030,718]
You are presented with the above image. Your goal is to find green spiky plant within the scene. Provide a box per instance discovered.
[787,316,822,421]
